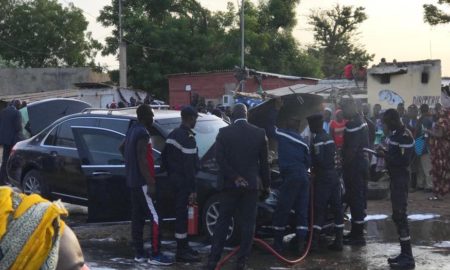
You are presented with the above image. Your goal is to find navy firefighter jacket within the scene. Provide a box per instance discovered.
[311,131,337,176]
[275,127,310,174]
[385,126,415,176]
[343,114,370,167]
[161,125,199,192]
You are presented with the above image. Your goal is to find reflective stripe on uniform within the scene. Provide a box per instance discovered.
[296,226,308,231]
[275,128,309,151]
[353,220,366,224]
[345,123,367,133]
[166,139,197,154]
[273,226,285,231]
[388,140,415,148]
[400,236,411,241]
[314,140,335,147]
[175,233,187,239]
[313,225,322,230]
[335,224,345,228]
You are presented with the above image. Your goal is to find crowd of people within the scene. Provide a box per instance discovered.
[1,86,449,269]
[120,91,450,269]
[362,99,449,201]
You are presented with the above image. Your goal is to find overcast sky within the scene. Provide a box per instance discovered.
[59,0,450,76]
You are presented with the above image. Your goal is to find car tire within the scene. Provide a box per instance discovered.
[22,170,50,198]
[202,194,240,246]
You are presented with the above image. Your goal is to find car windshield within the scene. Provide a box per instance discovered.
[159,118,227,158]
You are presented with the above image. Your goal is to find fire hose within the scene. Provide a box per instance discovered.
[215,182,315,269]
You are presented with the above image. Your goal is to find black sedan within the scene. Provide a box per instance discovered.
[7,107,279,243]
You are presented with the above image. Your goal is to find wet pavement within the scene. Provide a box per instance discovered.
[72,213,450,270]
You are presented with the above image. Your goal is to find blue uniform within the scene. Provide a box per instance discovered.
[311,131,344,233]
[273,127,311,239]
[162,125,198,240]
[343,115,369,226]
[386,127,414,242]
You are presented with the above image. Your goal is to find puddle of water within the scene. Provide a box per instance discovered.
[348,213,441,222]
[365,214,388,221]
[434,241,450,248]
[80,217,450,270]
[408,214,441,221]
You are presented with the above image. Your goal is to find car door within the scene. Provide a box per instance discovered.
[41,117,97,204]
[71,126,130,222]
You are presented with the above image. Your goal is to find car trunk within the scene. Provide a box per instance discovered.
[21,98,91,137]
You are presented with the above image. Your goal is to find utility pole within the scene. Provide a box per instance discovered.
[240,0,245,92]
[119,0,127,89]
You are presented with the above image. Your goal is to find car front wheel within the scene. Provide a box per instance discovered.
[202,194,240,245]
[23,170,49,197]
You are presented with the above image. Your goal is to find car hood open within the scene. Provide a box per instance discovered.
[248,87,324,133]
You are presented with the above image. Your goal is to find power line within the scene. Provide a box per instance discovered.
[123,38,165,51]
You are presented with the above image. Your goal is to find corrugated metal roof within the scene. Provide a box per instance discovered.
[265,84,332,96]
[74,82,113,89]
[0,89,79,103]
[253,70,320,81]
[167,69,320,81]
[264,82,367,100]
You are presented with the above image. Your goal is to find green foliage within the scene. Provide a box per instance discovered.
[308,4,374,78]
[0,0,101,68]
[424,0,450,25]
[98,0,322,99]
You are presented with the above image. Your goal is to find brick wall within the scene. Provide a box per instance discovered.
[168,71,317,107]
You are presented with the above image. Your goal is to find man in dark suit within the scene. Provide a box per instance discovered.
[205,104,271,270]
[0,100,22,185]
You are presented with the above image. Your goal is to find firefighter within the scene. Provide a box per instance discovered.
[377,109,415,269]
[161,106,200,262]
[272,115,311,254]
[341,99,370,246]
[307,114,344,252]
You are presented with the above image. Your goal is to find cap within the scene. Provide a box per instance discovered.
[324,107,332,113]
[181,106,198,118]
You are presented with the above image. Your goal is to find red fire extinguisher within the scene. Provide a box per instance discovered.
[188,203,199,235]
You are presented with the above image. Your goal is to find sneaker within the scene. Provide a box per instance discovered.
[134,256,146,263]
[148,253,174,266]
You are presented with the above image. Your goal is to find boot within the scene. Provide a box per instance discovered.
[328,228,343,251]
[202,260,217,270]
[389,241,415,269]
[343,222,355,240]
[235,256,247,270]
[388,238,413,264]
[309,229,321,253]
[272,230,284,254]
[389,254,415,269]
[176,239,200,262]
[343,223,366,246]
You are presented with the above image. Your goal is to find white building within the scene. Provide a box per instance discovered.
[367,60,441,108]
[75,83,148,108]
